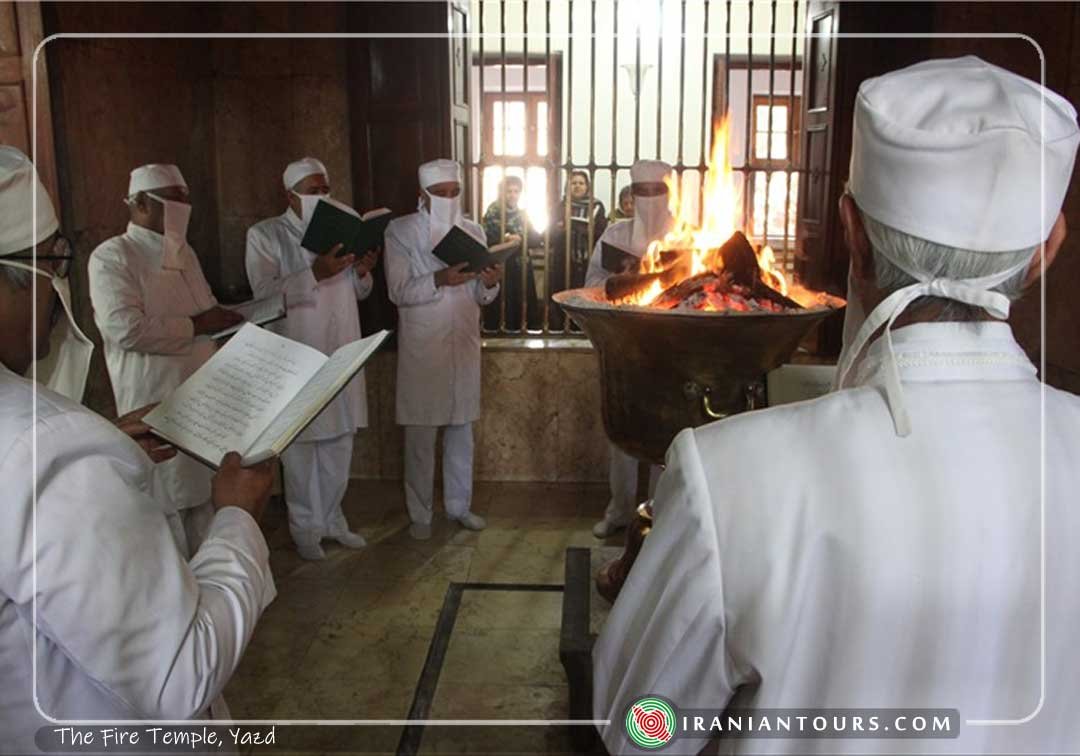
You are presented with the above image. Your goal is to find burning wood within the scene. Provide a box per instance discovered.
[605,229,802,313]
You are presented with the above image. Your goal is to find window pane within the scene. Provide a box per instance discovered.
[769,132,788,161]
[482,166,504,215]
[526,166,549,232]
[751,172,799,243]
[771,105,788,133]
[754,132,771,160]
[493,100,527,156]
[753,104,790,161]
[537,101,548,156]
[755,104,770,128]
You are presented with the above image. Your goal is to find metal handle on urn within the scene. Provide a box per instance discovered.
[684,381,762,420]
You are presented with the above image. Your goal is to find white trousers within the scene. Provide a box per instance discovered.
[604,442,660,526]
[404,424,474,525]
[281,432,355,543]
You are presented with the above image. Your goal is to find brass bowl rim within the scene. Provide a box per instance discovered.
[553,286,845,321]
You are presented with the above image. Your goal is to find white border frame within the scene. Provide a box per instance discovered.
[27,28,1046,733]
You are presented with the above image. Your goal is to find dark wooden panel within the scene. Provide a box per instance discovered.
[802,126,829,224]
[369,37,424,106]
[369,118,427,211]
[346,1,455,335]
[0,82,27,151]
[451,3,468,108]
[807,10,834,111]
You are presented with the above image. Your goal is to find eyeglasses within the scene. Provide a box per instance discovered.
[8,236,74,279]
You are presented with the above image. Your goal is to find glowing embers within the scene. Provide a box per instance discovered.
[609,119,792,311]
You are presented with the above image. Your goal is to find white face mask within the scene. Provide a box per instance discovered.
[0,259,94,403]
[146,192,192,268]
[291,190,333,222]
[630,192,674,255]
[422,189,463,248]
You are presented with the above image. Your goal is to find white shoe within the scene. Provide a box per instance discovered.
[452,512,487,531]
[295,538,326,561]
[592,518,627,539]
[333,530,367,549]
[409,522,432,541]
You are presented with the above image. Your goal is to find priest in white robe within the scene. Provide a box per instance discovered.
[245,157,377,560]
[383,159,502,540]
[89,164,244,555]
[594,56,1080,755]
[584,160,674,539]
[0,147,276,754]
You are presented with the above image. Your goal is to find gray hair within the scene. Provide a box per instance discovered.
[858,210,1035,320]
[0,260,33,290]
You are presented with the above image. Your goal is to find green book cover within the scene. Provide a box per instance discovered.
[432,226,519,273]
[301,202,392,258]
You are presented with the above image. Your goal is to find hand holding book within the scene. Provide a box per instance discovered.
[432,226,519,274]
[145,323,391,468]
[312,245,355,281]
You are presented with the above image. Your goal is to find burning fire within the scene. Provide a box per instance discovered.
[625,119,789,308]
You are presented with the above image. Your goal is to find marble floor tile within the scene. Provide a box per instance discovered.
[440,629,565,687]
[454,590,564,632]
[228,480,612,753]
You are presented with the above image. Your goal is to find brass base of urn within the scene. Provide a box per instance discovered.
[596,501,653,603]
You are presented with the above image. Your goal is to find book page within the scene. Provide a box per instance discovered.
[248,330,390,457]
[360,207,391,221]
[211,293,287,339]
[145,323,327,466]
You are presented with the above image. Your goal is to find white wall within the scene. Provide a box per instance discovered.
[469,0,805,222]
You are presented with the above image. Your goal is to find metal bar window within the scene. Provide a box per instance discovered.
[467,0,807,338]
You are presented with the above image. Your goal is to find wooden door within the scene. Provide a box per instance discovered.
[794,0,838,294]
[346,1,458,334]
[0,1,58,206]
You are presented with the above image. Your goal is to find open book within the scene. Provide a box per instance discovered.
[210,292,287,340]
[301,202,392,258]
[145,323,390,468]
[432,225,519,273]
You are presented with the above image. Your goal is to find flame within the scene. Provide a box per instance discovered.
[619,118,789,307]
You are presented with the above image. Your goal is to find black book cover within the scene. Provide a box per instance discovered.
[601,241,639,274]
[301,203,392,258]
[432,225,519,273]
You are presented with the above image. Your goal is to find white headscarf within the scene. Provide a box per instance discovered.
[0,146,59,256]
[629,160,674,255]
[836,56,1080,436]
[283,157,328,191]
[418,159,463,248]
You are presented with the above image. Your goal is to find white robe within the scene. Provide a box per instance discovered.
[585,218,643,290]
[594,321,1080,754]
[0,367,275,754]
[245,209,373,440]
[88,223,217,514]
[383,211,499,426]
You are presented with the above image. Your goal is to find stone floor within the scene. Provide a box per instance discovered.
[224,479,618,755]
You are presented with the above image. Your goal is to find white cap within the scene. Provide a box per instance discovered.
[631,160,673,185]
[0,146,60,257]
[128,164,187,197]
[849,56,1079,252]
[418,159,461,189]
[838,57,1080,439]
[283,157,328,191]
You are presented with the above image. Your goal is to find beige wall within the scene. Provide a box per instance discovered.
[352,346,610,483]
